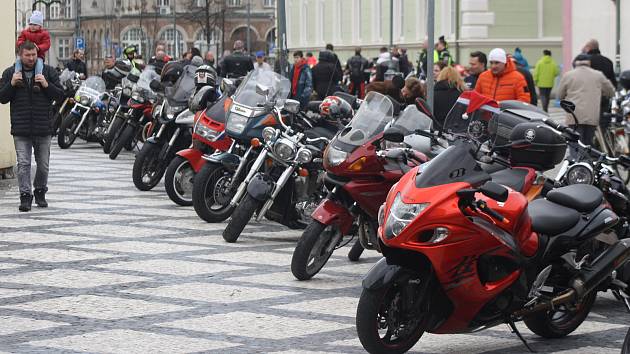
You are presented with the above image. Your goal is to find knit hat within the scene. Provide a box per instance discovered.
[29,11,44,27]
[488,48,507,64]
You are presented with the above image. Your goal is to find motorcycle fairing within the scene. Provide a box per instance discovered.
[310,198,355,235]
[205,152,242,171]
[176,148,206,173]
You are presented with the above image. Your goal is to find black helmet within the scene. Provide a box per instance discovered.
[620,70,630,90]
[160,60,184,84]
[195,65,217,87]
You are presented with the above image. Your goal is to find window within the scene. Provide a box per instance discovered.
[196,0,206,6]
[63,0,73,18]
[194,27,221,56]
[227,0,241,7]
[159,28,186,58]
[263,0,275,7]
[115,0,122,6]
[49,4,61,19]
[58,38,70,59]
[121,27,145,55]
[157,0,170,6]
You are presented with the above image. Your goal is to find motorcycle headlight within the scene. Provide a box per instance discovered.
[262,127,277,142]
[274,138,297,161]
[566,163,594,185]
[194,120,220,141]
[326,147,348,167]
[384,193,429,239]
[226,113,248,134]
[296,148,313,164]
[131,91,144,103]
[80,95,90,106]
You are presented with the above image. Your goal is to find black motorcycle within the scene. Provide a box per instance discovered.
[191,70,287,223]
[51,69,81,135]
[103,70,139,154]
[131,68,196,191]
[222,98,337,242]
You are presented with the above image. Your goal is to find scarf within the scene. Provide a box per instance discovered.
[291,58,306,96]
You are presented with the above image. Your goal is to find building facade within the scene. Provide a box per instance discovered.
[285,0,628,74]
[78,0,276,74]
[2,1,17,173]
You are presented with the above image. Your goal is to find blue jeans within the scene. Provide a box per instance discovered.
[13,135,51,195]
[15,57,43,75]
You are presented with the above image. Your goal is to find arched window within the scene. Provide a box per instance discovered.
[265,28,276,53]
[194,27,221,57]
[121,27,145,55]
[159,28,186,58]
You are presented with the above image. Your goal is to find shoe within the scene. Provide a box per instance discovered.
[33,188,48,208]
[19,193,33,212]
[32,83,41,93]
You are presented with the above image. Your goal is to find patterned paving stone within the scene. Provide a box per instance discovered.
[3,294,191,320]
[159,311,354,339]
[0,288,41,299]
[81,241,207,255]
[0,231,94,244]
[0,269,149,288]
[95,259,251,276]
[0,316,66,336]
[27,329,240,353]
[126,282,298,303]
[50,224,180,238]
[228,271,359,290]
[0,248,113,263]
[272,296,359,317]
[195,250,294,266]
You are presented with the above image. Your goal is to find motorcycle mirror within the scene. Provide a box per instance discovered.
[284,99,301,114]
[256,83,270,97]
[383,125,406,143]
[149,79,163,91]
[479,181,508,202]
[560,100,576,114]
[391,75,405,90]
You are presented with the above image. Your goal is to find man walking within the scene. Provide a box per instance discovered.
[346,47,368,98]
[557,54,615,151]
[474,48,530,103]
[533,49,560,112]
[0,41,64,211]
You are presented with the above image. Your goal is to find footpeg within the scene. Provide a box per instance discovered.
[561,252,589,270]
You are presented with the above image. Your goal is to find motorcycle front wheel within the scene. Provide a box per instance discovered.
[192,163,236,223]
[109,124,136,160]
[165,156,195,206]
[57,114,79,149]
[222,194,262,243]
[356,278,426,354]
[103,115,125,154]
[348,239,365,262]
[291,221,342,280]
[132,143,165,191]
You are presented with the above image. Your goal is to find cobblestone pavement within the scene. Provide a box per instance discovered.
[0,140,628,354]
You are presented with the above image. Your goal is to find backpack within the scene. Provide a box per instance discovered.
[349,56,364,81]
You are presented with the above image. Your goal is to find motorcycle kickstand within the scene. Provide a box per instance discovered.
[507,318,536,353]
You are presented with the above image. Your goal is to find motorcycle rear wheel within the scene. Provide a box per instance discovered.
[165,156,195,206]
[103,115,125,154]
[132,143,165,191]
[192,163,236,223]
[622,328,630,354]
[523,291,596,338]
[57,114,79,149]
[356,279,426,354]
[291,221,342,280]
[348,239,365,262]
[222,194,261,243]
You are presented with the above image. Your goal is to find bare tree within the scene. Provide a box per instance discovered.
[182,0,227,54]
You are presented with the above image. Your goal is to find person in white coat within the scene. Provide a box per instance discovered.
[253,51,271,73]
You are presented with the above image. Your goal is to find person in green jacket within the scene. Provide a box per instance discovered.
[534,49,560,112]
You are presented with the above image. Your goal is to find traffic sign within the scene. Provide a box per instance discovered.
[75,37,85,50]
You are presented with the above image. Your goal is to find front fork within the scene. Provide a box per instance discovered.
[105,106,123,134]
[255,164,297,221]
[229,146,262,206]
[73,105,91,135]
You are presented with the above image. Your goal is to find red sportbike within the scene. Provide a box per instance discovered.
[164,90,232,206]
[355,103,630,354]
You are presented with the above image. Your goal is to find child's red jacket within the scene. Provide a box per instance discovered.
[17,28,51,59]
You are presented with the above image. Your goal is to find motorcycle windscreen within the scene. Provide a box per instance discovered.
[333,91,394,152]
[165,64,197,108]
[75,76,107,102]
[232,70,291,109]
[415,141,490,189]
[386,105,433,153]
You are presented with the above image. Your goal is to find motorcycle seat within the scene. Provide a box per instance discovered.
[305,125,337,141]
[490,168,530,193]
[528,199,581,235]
[546,184,603,213]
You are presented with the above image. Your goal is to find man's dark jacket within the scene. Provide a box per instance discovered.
[587,49,617,87]
[312,50,343,99]
[517,67,538,106]
[347,54,368,83]
[65,59,87,77]
[0,64,64,136]
[219,51,254,78]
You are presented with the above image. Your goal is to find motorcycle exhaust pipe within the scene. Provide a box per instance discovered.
[515,239,630,317]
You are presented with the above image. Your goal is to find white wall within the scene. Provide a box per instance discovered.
[0,0,16,169]
[622,0,630,71]
[571,0,616,60]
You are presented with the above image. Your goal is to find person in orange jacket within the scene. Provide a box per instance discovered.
[474,48,531,103]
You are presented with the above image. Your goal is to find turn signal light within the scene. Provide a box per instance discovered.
[298,168,309,177]
[250,138,261,148]
[347,157,366,172]
[223,97,233,112]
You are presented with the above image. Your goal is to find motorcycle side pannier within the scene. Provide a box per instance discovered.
[509,122,566,171]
